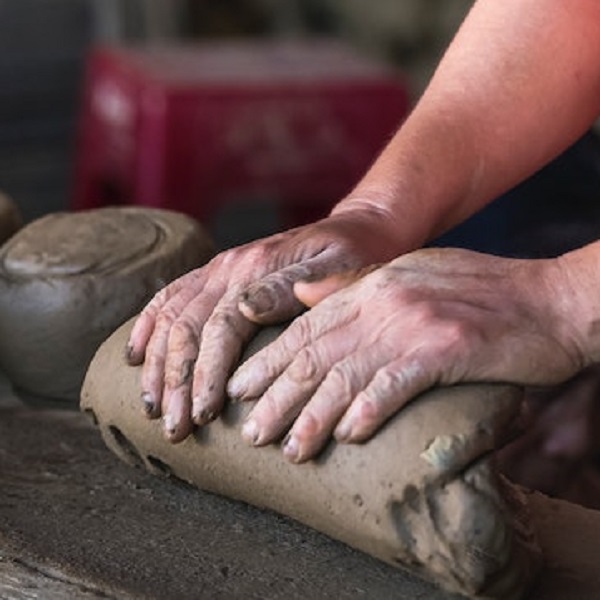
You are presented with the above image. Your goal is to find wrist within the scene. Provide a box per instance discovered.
[330,187,430,258]
[552,242,600,365]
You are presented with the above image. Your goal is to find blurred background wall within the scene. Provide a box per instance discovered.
[0,0,472,224]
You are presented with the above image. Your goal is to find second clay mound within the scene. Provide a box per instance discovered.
[0,207,214,400]
[82,320,542,599]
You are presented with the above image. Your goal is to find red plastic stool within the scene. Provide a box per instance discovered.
[72,41,411,230]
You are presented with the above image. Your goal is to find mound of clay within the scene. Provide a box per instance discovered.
[0,192,22,243]
[0,207,214,400]
[81,320,541,599]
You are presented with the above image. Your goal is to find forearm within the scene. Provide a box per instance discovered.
[333,0,600,253]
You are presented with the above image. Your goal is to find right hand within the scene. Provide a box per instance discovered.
[228,247,587,463]
[125,208,401,443]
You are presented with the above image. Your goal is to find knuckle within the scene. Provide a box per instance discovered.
[327,362,356,398]
[155,308,177,330]
[288,347,320,383]
[144,350,165,373]
[244,241,272,265]
[203,307,252,351]
[165,357,195,389]
[291,313,315,344]
[354,395,380,424]
[294,410,322,441]
[208,309,241,337]
[261,393,293,423]
[205,250,238,280]
[143,287,169,313]
[222,242,272,273]
[168,317,198,349]
[371,367,403,398]
[438,319,472,348]
[412,300,438,324]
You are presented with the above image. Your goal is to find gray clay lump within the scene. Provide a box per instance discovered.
[82,320,542,599]
[0,207,214,400]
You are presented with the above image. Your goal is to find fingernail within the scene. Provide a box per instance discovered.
[282,434,299,462]
[141,391,155,416]
[242,419,260,445]
[241,288,275,317]
[335,419,353,442]
[125,344,134,362]
[227,375,247,400]
[193,397,216,425]
[163,413,177,437]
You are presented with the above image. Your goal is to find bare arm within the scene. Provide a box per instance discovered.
[333,0,600,247]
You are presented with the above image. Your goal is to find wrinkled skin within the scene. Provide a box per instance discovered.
[227,248,589,463]
[126,210,401,442]
[498,364,600,509]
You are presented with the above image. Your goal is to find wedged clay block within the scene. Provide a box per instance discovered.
[0,207,214,400]
[0,192,22,244]
[81,319,542,599]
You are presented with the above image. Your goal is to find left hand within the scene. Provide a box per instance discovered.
[227,247,588,462]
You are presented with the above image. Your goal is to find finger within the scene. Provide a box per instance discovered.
[138,275,211,416]
[228,294,358,401]
[127,275,193,365]
[240,332,360,448]
[162,384,193,443]
[159,312,207,442]
[191,290,258,425]
[334,354,436,443]
[294,264,381,308]
[139,312,174,419]
[281,348,389,462]
[238,249,358,324]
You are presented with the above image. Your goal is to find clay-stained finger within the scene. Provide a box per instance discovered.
[238,249,358,324]
[138,319,181,416]
[160,317,204,441]
[128,271,207,364]
[241,334,359,447]
[140,313,174,418]
[228,296,359,401]
[127,277,190,364]
[334,355,435,443]
[191,292,257,425]
[127,310,159,366]
[282,349,388,462]
[161,384,193,443]
[139,279,213,416]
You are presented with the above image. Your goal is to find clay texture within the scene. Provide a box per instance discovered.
[2,388,599,600]
[0,192,22,244]
[0,207,214,400]
[82,320,542,599]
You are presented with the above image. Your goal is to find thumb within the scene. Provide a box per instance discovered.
[294,265,381,308]
[238,255,360,324]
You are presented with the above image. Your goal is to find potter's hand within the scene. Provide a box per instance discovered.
[228,247,588,463]
[126,210,399,442]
